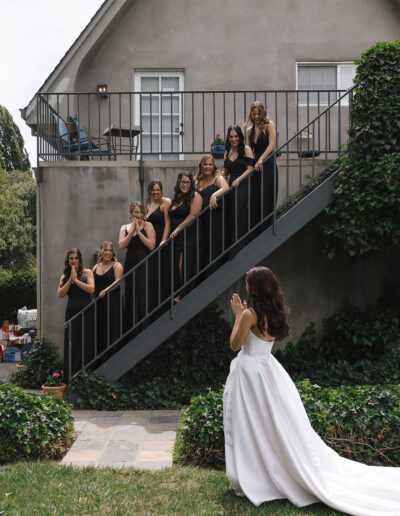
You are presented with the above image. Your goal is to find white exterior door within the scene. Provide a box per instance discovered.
[134,71,184,160]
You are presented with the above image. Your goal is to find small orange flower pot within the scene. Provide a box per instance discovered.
[41,383,68,399]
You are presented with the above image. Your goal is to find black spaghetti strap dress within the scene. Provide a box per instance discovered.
[249,126,278,229]
[64,275,92,381]
[123,227,151,330]
[169,201,203,294]
[93,265,121,355]
[224,156,254,254]
[199,182,225,268]
[147,206,171,309]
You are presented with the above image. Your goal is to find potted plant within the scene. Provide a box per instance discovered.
[41,371,67,399]
[16,350,28,370]
[210,132,225,159]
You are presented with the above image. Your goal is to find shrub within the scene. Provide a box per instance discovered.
[274,300,400,386]
[0,384,74,463]
[179,382,400,469]
[0,265,36,321]
[10,337,63,389]
[70,303,234,409]
[324,40,400,258]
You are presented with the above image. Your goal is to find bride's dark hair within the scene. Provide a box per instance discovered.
[245,266,289,340]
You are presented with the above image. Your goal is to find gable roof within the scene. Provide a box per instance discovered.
[21,0,130,126]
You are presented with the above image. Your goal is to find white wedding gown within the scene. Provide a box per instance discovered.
[223,331,400,516]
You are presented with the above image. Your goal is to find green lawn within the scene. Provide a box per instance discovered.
[0,462,346,515]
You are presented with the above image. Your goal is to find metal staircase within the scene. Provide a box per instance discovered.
[65,88,354,382]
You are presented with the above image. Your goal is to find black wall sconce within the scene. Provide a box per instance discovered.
[97,84,108,98]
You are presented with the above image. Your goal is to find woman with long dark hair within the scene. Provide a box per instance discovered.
[223,125,254,256]
[119,201,155,329]
[57,248,94,381]
[245,101,277,230]
[195,155,229,269]
[169,172,203,301]
[92,241,123,355]
[146,180,172,309]
[224,266,400,513]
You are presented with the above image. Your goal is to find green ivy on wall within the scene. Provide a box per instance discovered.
[324,40,400,258]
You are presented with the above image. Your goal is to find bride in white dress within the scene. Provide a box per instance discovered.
[223,266,400,516]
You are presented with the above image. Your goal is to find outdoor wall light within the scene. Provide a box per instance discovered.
[97,84,108,98]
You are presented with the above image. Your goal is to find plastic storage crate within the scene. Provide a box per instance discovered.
[5,348,22,362]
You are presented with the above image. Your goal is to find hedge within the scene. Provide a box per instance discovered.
[178,381,400,469]
[0,384,74,463]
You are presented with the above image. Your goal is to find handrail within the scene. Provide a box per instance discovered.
[64,86,355,380]
[36,88,350,162]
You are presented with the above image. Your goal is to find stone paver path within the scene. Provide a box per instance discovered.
[61,409,181,470]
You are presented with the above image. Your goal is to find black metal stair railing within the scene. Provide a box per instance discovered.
[64,86,355,381]
[36,88,350,162]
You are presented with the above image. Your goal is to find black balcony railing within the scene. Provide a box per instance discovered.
[63,87,355,381]
[36,89,351,163]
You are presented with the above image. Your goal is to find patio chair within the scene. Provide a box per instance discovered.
[50,112,110,160]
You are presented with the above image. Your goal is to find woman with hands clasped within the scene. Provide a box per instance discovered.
[92,241,123,354]
[224,267,400,514]
[58,248,94,381]
[223,125,254,256]
[119,201,155,329]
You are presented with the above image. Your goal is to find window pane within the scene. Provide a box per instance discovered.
[141,77,159,92]
[142,95,159,114]
[298,67,311,87]
[161,115,180,133]
[161,135,179,153]
[142,134,159,153]
[161,77,180,91]
[142,115,160,133]
[161,95,179,114]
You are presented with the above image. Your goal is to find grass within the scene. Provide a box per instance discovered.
[0,462,347,515]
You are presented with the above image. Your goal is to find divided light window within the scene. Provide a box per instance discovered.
[134,71,184,160]
[297,63,356,105]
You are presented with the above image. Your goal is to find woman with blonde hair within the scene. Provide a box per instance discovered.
[195,155,229,268]
[245,101,277,230]
[92,241,123,354]
[119,201,155,329]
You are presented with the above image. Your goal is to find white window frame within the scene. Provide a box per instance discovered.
[296,62,356,106]
[134,70,185,160]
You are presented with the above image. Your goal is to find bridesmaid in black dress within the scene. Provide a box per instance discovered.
[195,155,229,269]
[245,101,277,230]
[169,172,203,302]
[57,248,94,381]
[119,202,155,330]
[92,241,123,355]
[223,125,254,255]
[146,180,171,309]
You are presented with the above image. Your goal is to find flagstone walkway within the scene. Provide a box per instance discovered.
[62,409,181,470]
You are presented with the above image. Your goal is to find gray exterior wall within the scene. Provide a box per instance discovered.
[75,0,399,93]
[38,162,400,354]
[219,214,400,349]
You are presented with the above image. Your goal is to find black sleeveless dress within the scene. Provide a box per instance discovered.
[249,126,278,229]
[169,201,203,293]
[93,265,121,355]
[123,227,150,330]
[224,156,254,252]
[147,205,171,309]
[64,275,92,381]
[199,182,224,266]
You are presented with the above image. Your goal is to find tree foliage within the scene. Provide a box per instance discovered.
[0,105,30,172]
[324,40,400,258]
[0,167,36,269]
